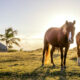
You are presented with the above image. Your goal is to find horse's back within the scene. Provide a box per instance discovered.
[44,27,61,45]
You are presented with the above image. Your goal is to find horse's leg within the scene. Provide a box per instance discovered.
[60,47,64,69]
[42,48,45,66]
[77,44,80,66]
[50,47,55,67]
[77,44,79,56]
[64,46,69,69]
[77,44,79,50]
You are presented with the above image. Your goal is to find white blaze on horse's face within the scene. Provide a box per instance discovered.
[77,57,80,66]
[68,32,72,42]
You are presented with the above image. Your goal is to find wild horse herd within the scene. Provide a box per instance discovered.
[42,20,80,70]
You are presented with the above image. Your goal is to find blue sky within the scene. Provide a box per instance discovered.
[0,0,80,50]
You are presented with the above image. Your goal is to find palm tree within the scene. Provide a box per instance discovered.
[0,27,20,49]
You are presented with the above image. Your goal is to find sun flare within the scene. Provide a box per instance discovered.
[45,15,77,29]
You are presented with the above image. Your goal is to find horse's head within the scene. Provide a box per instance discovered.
[65,20,75,44]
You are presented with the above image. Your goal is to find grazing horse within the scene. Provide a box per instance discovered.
[76,32,80,66]
[42,20,75,69]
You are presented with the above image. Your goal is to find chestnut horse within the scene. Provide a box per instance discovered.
[42,20,75,69]
[76,32,80,66]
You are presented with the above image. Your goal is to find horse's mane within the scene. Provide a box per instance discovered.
[61,23,66,29]
[78,32,80,35]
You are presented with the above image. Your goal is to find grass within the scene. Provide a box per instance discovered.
[0,48,80,80]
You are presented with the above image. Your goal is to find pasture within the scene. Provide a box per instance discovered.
[0,48,80,80]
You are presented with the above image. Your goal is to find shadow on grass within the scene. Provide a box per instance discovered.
[0,66,80,80]
[24,66,67,80]
[0,59,18,63]
[70,57,77,61]
[53,53,60,58]
[24,66,80,80]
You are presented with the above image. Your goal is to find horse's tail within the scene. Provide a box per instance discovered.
[44,44,51,64]
[58,48,59,53]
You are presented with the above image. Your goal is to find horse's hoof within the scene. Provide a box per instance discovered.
[61,66,64,71]
[64,66,66,69]
[41,64,44,67]
[53,64,56,68]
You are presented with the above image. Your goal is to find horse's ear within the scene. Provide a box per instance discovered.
[66,20,68,24]
[73,20,76,24]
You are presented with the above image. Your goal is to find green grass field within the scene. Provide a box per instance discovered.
[0,48,80,80]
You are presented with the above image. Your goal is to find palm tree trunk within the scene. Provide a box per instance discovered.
[6,40,8,50]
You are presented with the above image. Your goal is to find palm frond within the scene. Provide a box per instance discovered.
[8,45,13,48]
[0,34,4,37]
[5,28,18,38]
[13,30,17,35]
[12,41,20,47]
[9,38,20,42]
[12,38,20,41]
[6,33,14,38]
[5,27,13,33]
[6,39,20,48]
[0,38,6,41]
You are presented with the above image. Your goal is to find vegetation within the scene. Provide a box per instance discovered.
[0,48,80,80]
[0,27,20,49]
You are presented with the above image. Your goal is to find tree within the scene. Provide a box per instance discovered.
[0,27,20,49]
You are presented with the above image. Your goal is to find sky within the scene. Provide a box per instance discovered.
[0,0,80,50]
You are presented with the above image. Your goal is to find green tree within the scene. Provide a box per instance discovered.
[0,27,20,49]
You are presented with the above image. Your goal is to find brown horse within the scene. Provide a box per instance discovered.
[42,20,75,69]
[76,32,80,66]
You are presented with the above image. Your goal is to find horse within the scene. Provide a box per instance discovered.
[76,32,80,66]
[42,20,75,70]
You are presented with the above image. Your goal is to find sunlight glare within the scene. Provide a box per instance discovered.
[45,15,77,30]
